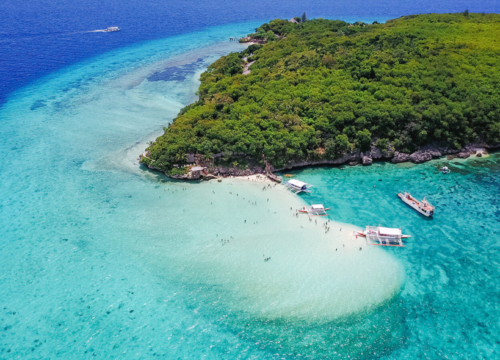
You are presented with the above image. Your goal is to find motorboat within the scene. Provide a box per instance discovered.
[104,27,120,32]
[398,192,434,217]
[439,166,450,174]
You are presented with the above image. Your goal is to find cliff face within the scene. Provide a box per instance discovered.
[274,151,360,171]
[143,141,497,180]
[273,141,498,172]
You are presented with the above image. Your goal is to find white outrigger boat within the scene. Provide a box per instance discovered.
[285,179,313,194]
[298,204,331,216]
[356,226,411,247]
[398,192,435,217]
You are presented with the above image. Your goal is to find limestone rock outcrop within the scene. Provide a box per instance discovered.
[362,155,373,166]
[391,152,411,163]
[409,151,433,164]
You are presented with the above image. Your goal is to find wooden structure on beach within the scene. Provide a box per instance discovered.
[263,158,282,183]
[266,173,282,183]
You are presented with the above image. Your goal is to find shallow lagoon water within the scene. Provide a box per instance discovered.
[289,155,500,358]
[1,21,500,360]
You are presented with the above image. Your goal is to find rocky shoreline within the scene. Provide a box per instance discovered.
[277,141,498,171]
[141,141,498,181]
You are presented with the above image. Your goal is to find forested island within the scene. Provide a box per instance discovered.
[141,12,500,178]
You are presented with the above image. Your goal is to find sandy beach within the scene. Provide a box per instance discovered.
[223,173,276,184]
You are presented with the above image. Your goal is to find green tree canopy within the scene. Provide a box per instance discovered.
[143,13,500,171]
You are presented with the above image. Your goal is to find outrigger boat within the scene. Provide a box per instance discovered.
[299,204,331,216]
[356,226,410,247]
[285,179,313,194]
[398,192,434,217]
[356,226,411,239]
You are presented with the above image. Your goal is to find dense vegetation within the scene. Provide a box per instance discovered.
[143,13,500,171]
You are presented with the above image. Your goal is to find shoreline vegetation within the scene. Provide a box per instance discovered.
[141,12,500,180]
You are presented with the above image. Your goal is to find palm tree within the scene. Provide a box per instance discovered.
[202,154,213,165]
[174,153,186,163]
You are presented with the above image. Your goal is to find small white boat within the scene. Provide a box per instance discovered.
[440,166,450,174]
[299,204,331,216]
[398,192,434,217]
[104,27,120,32]
[356,226,409,247]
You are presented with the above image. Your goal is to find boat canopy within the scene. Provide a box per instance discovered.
[364,226,404,247]
[379,227,401,236]
[304,204,327,216]
[287,179,308,190]
[285,179,313,193]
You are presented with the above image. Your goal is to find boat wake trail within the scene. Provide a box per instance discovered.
[88,27,120,33]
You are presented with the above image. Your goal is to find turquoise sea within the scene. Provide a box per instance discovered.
[1,18,500,360]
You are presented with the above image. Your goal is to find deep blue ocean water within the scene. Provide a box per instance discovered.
[1,0,500,359]
[1,0,499,104]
